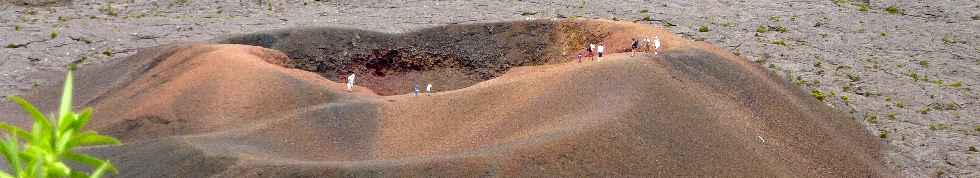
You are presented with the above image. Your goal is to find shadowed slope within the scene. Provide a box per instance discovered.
[0,20,891,177]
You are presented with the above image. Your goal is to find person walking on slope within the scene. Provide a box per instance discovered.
[588,43,596,61]
[425,83,433,96]
[346,73,356,92]
[577,53,583,63]
[630,38,640,57]
[596,44,605,62]
[414,83,420,96]
[653,36,661,55]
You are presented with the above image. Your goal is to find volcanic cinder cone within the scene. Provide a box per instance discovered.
[0,19,893,177]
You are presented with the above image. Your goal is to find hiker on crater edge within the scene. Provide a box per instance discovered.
[346,73,356,92]
[426,83,433,96]
[585,43,595,60]
[414,83,421,96]
[597,44,605,62]
[653,36,661,55]
[631,38,640,57]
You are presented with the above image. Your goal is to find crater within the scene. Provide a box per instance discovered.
[219,20,620,95]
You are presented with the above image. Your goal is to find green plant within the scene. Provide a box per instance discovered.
[969,146,978,152]
[14,25,21,32]
[769,16,780,22]
[895,100,905,108]
[918,106,932,114]
[101,49,112,57]
[928,123,948,130]
[864,112,878,124]
[856,3,869,12]
[878,130,888,138]
[774,26,788,33]
[0,66,121,178]
[942,36,955,45]
[174,0,190,5]
[945,81,963,88]
[810,89,826,101]
[698,26,709,32]
[520,11,538,16]
[918,60,929,68]
[756,25,768,33]
[642,15,652,21]
[973,15,980,21]
[770,40,787,46]
[887,113,897,120]
[832,0,850,6]
[98,3,118,17]
[639,9,648,13]
[847,73,861,82]
[840,95,849,103]
[880,32,886,37]
[976,125,980,132]
[885,6,902,15]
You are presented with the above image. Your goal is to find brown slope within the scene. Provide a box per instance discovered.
[1,20,892,177]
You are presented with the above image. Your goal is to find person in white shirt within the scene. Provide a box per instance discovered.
[346,73,356,92]
[653,36,661,55]
[425,83,433,96]
[596,44,605,62]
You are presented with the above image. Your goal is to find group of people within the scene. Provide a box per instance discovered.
[346,74,433,96]
[577,35,661,62]
[344,36,663,95]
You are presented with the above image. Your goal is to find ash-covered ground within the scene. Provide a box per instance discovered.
[0,0,977,177]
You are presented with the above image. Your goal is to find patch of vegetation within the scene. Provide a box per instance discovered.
[14,25,21,32]
[928,123,949,130]
[174,0,190,5]
[811,89,827,101]
[847,73,861,82]
[698,26,710,32]
[880,32,886,37]
[840,95,850,104]
[905,70,924,82]
[917,106,932,114]
[773,26,788,33]
[864,112,878,124]
[98,3,118,17]
[887,112,897,120]
[769,16,780,22]
[0,67,121,178]
[885,6,902,15]
[945,81,963,88]
[520,11,538,16]
[756,25,768,33]
[856,3,870,12]
[928,102,960,111]
[832,0,850,7]
[102,49,113,57]
[770,40,787,46]
[50,31,59,39]
[639,9,649,13]
[973,15,980,21]
[5,44,26,49]
[969,146,978,152]
[642,15,653,21]
[942,36,956,45]
[918,60,929,68]
[878,130,888,138]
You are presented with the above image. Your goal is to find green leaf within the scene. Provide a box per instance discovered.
[58,113,77,137]
[7,96,54,136]
[0,137,22,176]
[59,69,75,124]
[56,130,74,153]
[89,161,113,178]
[68,132,121,148]
[69,108,94,131]
[0,171,14,178]
[63,152,116,174]
[0,123,31,141]
[47,162,71,177]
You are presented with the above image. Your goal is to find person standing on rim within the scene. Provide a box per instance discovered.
[597,44,605,62]
[653,36,661,55]
[426,82,433,96]
[414,83,420,96]
[588,43,596,61]
[630,38,640,57]
[346,73,356,92]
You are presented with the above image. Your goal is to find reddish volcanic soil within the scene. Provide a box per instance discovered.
[0,19,893,177]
